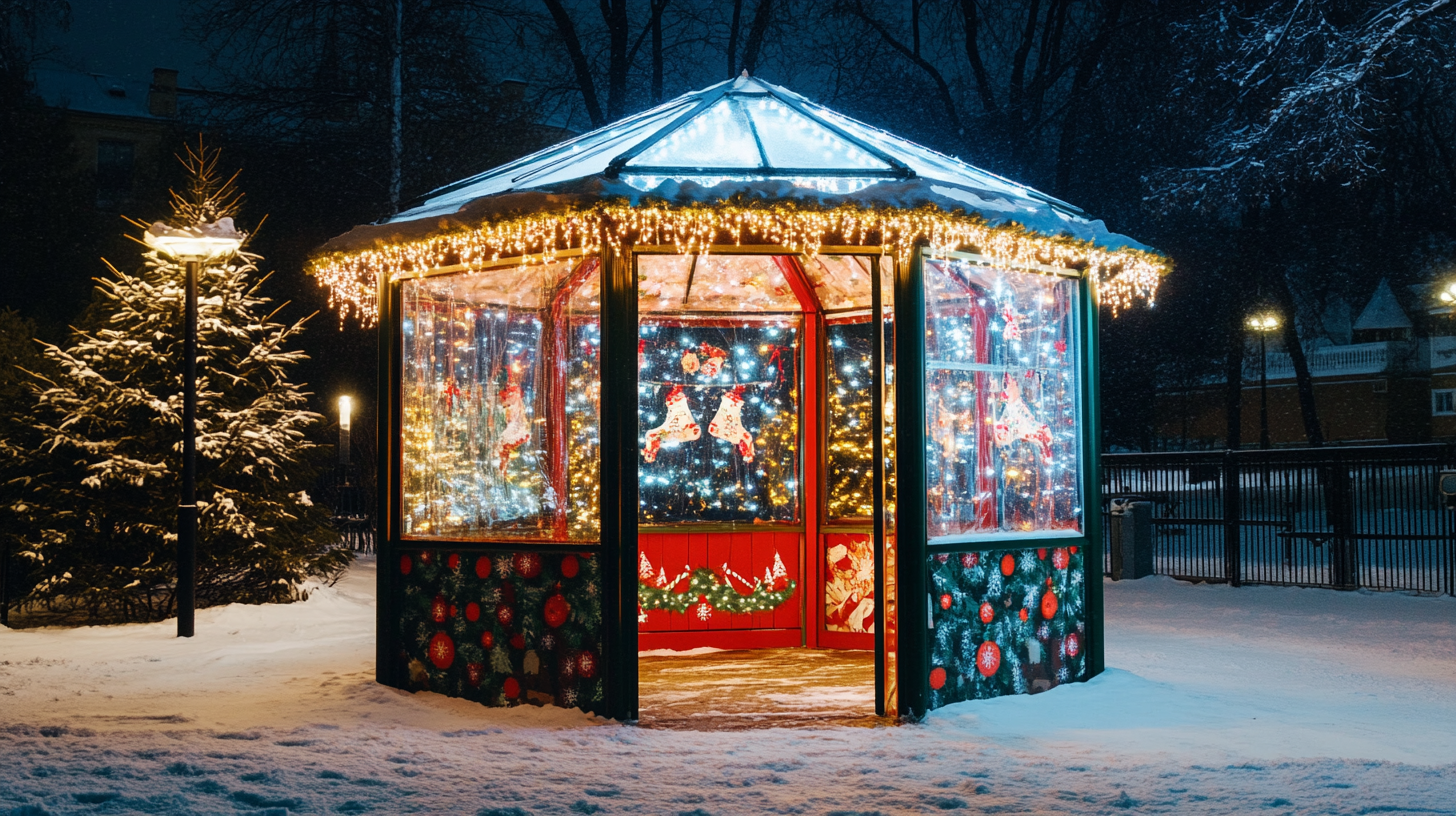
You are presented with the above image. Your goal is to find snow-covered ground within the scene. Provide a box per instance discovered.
[3,557,1454,815]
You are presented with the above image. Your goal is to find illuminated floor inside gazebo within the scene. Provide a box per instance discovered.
[636,649,882,730]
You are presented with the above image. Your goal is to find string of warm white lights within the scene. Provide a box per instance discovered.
[311,203,1167,326]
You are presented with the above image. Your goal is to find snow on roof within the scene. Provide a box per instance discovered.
[30,68,162,120]
[380,75,1146,254]
[1353,279,1412,331]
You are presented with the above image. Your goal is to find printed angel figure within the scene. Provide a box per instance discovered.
[992,375,1053,462]
[824,538,876,633]
[495,384,530,473]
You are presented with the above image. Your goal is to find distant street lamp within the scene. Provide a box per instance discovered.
[1438,281,1456,309]
[144,218,243,639]
[339,396,353,473]
[1246,312,1281,451]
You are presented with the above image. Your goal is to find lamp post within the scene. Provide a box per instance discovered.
[339,396,353,475]
[144,218,243,638]
[1245,312,1281,451]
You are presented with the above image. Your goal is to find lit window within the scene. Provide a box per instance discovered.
[1434,389,1456,416]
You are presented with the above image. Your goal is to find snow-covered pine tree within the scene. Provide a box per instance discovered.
[4,142,351,622]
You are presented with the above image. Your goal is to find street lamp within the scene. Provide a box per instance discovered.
[144,217,243,639]
[1438,281,1456,308]
[338,396,353,473]
[1245,312,1281,450]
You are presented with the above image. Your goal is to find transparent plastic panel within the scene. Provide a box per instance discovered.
[923,259,1081,541]
[638,254,801,313]
[744,97,892,171]
[825,320,876,520]
[637,317,801,524]
[804,254,874,310]
[400,259,600,542]
[627,98,762,169]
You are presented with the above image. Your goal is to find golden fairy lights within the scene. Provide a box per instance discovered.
[310,203,1166,326]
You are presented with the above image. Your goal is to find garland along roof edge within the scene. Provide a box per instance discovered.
[309,189,1167,327]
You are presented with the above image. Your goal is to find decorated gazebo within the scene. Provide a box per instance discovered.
[312,74,1163,720]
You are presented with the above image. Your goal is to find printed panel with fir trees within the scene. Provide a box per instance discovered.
[928,546,1087,707]
[396,548,604,711]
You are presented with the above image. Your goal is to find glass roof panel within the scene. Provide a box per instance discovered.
[804,254,875,310]
[627,99,762,169]
[638,255,802,313]
[745,98,892,171]
[390,99,696,221]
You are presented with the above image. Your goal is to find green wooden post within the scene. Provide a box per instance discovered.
[894,243,929,719]
[376,272,400,687]
[599,244,639,721]
[1081,273,1106,679]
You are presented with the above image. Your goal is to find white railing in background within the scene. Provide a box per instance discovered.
[1255,341,1394,380]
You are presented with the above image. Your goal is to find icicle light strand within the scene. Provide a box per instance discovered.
[310,204,1167,326]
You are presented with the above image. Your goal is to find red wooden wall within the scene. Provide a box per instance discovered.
[638,530,802,650]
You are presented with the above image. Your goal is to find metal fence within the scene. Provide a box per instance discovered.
[1101,444,1456,594]
[315,467,376,554]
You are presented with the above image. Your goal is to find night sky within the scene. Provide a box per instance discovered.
[41,0,207,85]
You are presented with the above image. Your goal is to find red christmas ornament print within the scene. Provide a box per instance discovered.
[503,677,520,699]
[465,602,480,622]
[960,552,978,568]
[430,595,448,624]
[929,667,947,690]
[544,594,571,628]
[447,553,461,571]
[475,556,491,579]
[976,641,1001,677]
[1069,546,1078,555]
[936,553,950,563]
[466,662,484,687]
[561,555,580,579]
[513,552,542,579]
[420,550,433,565]
[1037,548,1047,560]
[510,633,526,650]
[480,631,494,649]
[939,593,953,610]
[448,604,458,618]
[400,554,412,575]
[1041,591,1059,619]
[427,632,455,669]
[496,603,515,627]
[577,650,597,678]
[1065,632,1081,657]
[1000,554,1016,576]
[1019,608,1029,622]
[979,602,995,624]
[1052,548,1069,570]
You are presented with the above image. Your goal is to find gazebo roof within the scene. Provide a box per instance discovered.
[324,75,1146,255]
[313,76,1167,325]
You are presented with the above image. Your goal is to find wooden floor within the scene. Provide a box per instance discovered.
[636,648,888,730]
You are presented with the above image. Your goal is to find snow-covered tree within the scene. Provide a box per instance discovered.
[3,143,351,622]
[1152,0,1456,207]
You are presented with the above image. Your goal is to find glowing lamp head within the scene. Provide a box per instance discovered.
[339,396,353,431]
[1245,313,1280,332]
[143,217,244,262]
[1439,282,1456,305]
